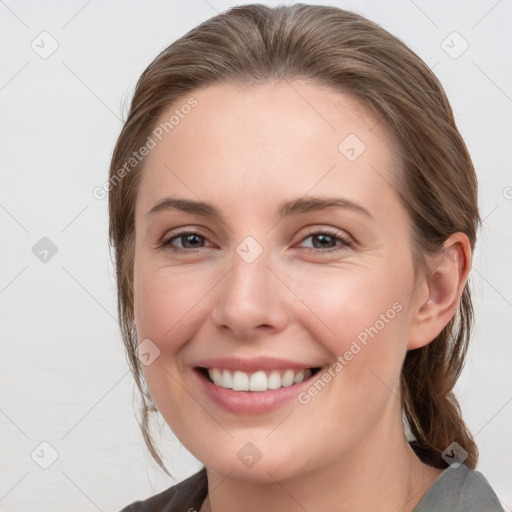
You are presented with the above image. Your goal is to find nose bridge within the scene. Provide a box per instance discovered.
[210,237,288,335]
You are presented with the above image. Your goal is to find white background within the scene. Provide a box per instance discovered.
[0,0,511,510]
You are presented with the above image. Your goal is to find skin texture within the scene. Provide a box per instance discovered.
[132,80,471,512]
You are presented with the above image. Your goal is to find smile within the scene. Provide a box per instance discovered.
[192,356,326,414]
[200,367,321,392]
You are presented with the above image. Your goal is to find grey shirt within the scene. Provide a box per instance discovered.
[120,464,505,511]
[413,463,505,511]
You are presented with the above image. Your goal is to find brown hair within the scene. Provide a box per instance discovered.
[109,3,480,473]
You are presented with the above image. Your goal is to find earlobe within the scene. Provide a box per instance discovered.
[408,233,471,350]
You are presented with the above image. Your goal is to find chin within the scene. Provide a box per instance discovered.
[198,444,314,485]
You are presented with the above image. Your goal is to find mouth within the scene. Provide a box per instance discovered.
[195,366,323,392]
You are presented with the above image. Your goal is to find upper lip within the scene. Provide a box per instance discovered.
[194,356,322,372]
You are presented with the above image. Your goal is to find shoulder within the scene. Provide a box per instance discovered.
[414,464,505,512]
[118,467,208,512]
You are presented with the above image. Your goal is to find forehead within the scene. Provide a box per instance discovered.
[136,80,400,220]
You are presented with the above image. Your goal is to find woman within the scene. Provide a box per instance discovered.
[110,4,505,511]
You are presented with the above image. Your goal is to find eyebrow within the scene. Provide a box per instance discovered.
[147,196,372,220]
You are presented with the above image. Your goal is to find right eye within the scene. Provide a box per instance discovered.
[161,230,213,253]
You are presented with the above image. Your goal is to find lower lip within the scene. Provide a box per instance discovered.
[193,368,318,415]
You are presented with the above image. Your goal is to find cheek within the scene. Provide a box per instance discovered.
[290,262,409,348]
[134,263,215,345]
[288,264,411,407]
[133,264,219,412]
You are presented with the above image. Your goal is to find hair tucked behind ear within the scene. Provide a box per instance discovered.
[402,286,477,468]
[109,3,480,473]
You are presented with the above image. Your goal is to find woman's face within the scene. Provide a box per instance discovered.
[133,80,423,481]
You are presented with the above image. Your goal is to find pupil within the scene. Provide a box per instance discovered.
[183,234,202,248]
[313,234,335,249]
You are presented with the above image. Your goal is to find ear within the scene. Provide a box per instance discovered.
[408,232,472,350]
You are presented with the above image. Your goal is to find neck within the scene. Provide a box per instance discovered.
[201,412,443,512]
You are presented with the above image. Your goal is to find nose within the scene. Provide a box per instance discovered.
[210,245,289,339]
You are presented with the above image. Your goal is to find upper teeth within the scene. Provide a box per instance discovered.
[207,368,312,392]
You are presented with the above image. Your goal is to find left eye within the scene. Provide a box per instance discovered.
[297,231,352,252]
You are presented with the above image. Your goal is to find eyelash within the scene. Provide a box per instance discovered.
[160,228,353,255]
